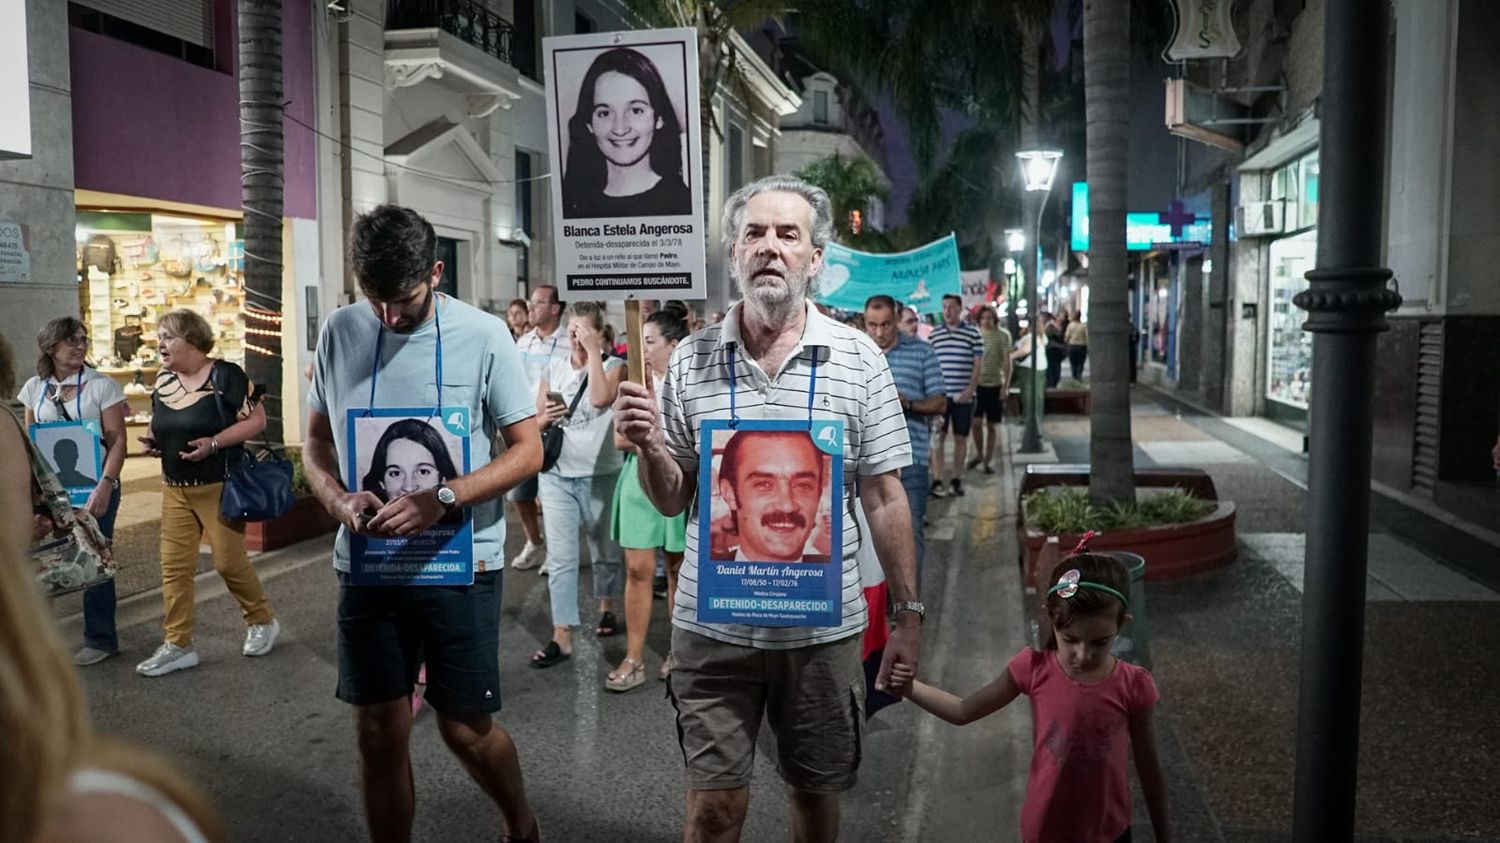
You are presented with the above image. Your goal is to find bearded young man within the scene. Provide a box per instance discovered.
[302,205,542,843]
[613,175,922,842]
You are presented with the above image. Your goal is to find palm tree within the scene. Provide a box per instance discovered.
[626,0,792,201]
[795,153,889,243]
[1082,0,1133,505]
[239,0,284,444]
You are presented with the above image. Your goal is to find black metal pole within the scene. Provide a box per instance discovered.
[1020,188,1046,453]
[1291,0,1401,838]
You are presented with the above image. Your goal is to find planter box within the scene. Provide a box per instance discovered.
[246,495,338,553]
[1004,388,1092,416]
[1022,502,1238,583]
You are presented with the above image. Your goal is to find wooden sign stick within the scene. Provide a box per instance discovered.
[625,299,645,385]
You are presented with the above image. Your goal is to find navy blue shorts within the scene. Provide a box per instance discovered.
[335,570,502,716]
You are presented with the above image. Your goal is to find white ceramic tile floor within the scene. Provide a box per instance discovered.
[1240,532,1499,602]
[1139,441,1255,465]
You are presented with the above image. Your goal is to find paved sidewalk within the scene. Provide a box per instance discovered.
[1031,389,1500,842]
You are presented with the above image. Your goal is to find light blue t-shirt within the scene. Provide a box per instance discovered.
[308,295,536,573]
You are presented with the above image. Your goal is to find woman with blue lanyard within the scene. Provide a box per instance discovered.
[17,317,128,666]
[530,301,626,669]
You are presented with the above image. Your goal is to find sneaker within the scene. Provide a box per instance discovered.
[982,463,994,475]
[965,457,982,471]
[136,642,200,677]
[74,645,117,667]
[511,540,545,571]
[653,574,668,599]
[951,479,966,497]
[929,481,948,499]
[243,617,281,657]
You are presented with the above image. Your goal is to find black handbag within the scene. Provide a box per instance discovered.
[539,374,589,473]
[209,362,295,522]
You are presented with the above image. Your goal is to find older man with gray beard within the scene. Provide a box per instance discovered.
[613,175,922,842]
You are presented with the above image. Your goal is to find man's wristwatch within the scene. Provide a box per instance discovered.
[892,601,925,621]
[435,484,458,513]
[103,474,120,492]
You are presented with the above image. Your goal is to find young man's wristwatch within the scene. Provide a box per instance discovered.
[435,484,458,513]
[892,601,925,621]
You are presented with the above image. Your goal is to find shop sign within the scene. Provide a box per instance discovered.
[0,0,29,160]
[1070,183,1212,252]
[0,220,32,282]
[542,27,706,300]
[1166,0,1242,62]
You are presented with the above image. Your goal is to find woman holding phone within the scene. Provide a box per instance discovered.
[530,302,626,669]
[135,309,279,678]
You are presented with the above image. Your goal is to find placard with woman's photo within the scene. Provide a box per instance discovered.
[542,27,707,300]
[344,407,474,585]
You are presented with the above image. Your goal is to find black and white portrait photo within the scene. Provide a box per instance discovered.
[352,416,467,526]
[552,40,693,220]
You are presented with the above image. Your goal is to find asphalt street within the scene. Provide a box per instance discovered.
[60,440,1031,842]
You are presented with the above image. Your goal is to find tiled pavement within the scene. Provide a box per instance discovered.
[1031,388,1500,841]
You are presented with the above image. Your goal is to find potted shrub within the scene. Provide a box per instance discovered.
[245,446,339,552]
[1019,486,1236,583]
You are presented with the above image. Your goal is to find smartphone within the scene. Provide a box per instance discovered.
[546,391,565,407]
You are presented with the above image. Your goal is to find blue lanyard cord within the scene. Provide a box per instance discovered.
[725,344,819,428]
[366,294,445,416]
[38,369,84,421]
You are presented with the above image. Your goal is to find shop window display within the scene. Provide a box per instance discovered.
[76,211,245,454]
[1266,229,1318,409]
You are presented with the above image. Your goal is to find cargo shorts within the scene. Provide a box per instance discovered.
[666,627,865,793]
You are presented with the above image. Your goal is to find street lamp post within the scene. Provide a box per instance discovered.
[1291,0,1402,838]
[1016,150,1063,454]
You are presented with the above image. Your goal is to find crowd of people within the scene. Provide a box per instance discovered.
[3,176,1162,843]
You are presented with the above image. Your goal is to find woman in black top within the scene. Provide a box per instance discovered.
[135,309,280,678]
[561,47,691,220]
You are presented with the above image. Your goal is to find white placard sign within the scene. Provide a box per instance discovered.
[0,221,32,282]
[0,0,30,161]
[543,27,706,300]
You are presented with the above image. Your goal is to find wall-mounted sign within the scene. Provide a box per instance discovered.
[1166,0,1242,62]
[1069,182,1212,253]
[0,0,31,160]
[0,220,32,282]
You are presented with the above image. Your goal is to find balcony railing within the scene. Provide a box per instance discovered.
[387,0,515,67]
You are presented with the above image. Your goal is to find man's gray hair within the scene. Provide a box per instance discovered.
[720,175,835,255]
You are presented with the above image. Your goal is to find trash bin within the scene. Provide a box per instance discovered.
[1108,551,1150,669]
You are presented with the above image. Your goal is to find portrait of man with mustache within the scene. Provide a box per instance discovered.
[716,430,831,563]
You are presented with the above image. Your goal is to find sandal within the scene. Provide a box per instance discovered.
[411,663,427,716]
[605,657,645,692]
[500,815,541,843]
[529,640,570,669]
[595,611,620,637]
[658,652,673,682]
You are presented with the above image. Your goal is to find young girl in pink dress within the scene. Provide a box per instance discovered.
[889,550,1170,842]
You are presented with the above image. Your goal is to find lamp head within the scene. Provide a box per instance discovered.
[1005,228,1025,254]
[1017,150,1064,193]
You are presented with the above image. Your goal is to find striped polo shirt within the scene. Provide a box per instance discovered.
[928,322,983,398]
[881,333,946,467]
[661,300,913,649]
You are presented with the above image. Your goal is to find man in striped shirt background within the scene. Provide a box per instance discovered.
[927,294,983,498]
[613,175,922,841]
[863,294,946,582]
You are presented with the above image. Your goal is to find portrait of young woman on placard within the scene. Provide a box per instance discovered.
[560,46,692,220]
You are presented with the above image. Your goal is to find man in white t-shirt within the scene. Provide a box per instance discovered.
[509,284,572,570]
[614,175,922,841]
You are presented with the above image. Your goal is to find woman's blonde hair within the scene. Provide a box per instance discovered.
[0,411,223,841]
[157,309,216,354]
